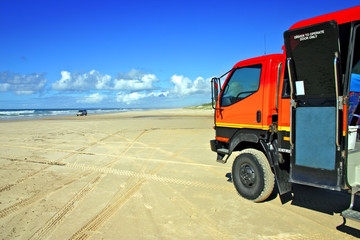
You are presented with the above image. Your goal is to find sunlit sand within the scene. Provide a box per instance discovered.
[0,109,359,239]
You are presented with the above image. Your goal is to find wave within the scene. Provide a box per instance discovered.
[0,110,36,116]
[0,108,140,120]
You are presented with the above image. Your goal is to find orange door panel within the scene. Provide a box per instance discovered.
[216,90,265,129]
[216,62,266,130]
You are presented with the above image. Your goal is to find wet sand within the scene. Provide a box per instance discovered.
[0,108,359,239]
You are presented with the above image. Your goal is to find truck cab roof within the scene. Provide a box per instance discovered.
[232,54,283,69]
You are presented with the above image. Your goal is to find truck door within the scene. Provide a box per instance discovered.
[216,63,265,131]
[284,21,342,189]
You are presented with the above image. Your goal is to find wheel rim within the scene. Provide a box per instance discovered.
[239,163,256,187]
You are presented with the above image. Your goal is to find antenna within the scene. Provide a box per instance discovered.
[264,34,267,55]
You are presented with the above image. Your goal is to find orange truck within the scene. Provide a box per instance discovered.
[210,6,360,221]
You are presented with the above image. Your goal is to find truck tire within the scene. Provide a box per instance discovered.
[232,148,275,202]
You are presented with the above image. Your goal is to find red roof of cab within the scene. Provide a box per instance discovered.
[290,6,360,30]
[233,54,283,68]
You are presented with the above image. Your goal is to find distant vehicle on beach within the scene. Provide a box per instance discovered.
[76,110,87,116]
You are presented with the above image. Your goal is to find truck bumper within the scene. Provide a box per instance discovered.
[210,140,217,152]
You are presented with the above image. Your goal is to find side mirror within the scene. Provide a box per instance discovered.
[211,77,220,109]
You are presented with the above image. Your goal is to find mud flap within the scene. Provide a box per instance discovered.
[273,165,292,195]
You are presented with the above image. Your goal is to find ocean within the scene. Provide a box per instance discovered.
[0,108,145,121]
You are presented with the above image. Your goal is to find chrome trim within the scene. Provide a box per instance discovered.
[287,58,295,146]
[287,58,294,99]
[276,62,282,111]
[334,54,340,149]
[290,100,295,146]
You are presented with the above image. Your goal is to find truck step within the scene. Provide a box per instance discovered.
[216,159,227,164]
[216,149,229,164]
[341,209,360,222]
[217,148,229,155]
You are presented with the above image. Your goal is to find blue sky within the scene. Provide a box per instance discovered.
[0,0,358,109]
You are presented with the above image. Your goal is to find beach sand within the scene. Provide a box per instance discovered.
[0,108,359,239]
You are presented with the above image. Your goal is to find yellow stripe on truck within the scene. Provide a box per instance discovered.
[216,122,269,130]
[278,126,290,132]
[216,123,292,132]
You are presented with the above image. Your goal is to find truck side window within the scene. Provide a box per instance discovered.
[282,63,291,98]
[220,64,262,107]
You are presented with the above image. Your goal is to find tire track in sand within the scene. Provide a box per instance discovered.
[0,166,47,193]
[0,178,75,219]
[159,182,231,240]
[28,175,103,240]
[69,178,147,240]
[0,130,125,218]
[69,163,163,240]
[0,128,229,223]
[112,129,226,175]
[0,129,124,193]
[0,144,226,169]
[69,137,182,240]
[25,130,149,239]
[0,128,124,160]
[67,162,233,192]
[1,128,227,239]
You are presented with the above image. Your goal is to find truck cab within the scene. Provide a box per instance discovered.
[212,54,282,153]
[210,6,360,221]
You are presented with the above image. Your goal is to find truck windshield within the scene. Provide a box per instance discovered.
[220,64,262,107]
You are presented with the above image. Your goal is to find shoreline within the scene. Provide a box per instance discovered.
[44,108,213,121]
[0,108,213,122]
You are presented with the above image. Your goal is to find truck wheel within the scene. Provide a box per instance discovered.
[232,149,275,202]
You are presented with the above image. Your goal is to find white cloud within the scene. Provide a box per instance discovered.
[170,75,210,96]
[77,93,106,103]
[15,90,35,95]
[113,71,158,90]
[149,91,169,97]
[0,67,212,107]
[0,83,10,91]
[116,90,168,104]
[116,92,146,104]
[52,70,112,91]
[52,69,157,92]
[0,72,47,95]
